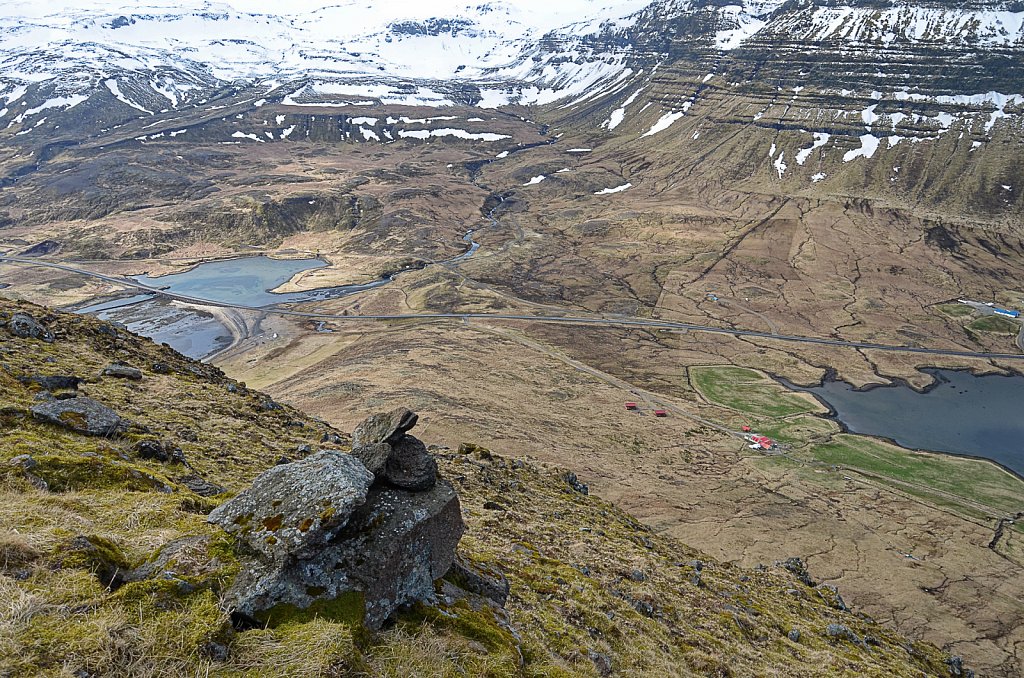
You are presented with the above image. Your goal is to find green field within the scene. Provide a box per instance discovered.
[936,303,975,318]
[968,315,1019,334]
[690,365,822,419]
[809,434,1024,516]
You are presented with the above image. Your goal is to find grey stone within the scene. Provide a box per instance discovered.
[628,569,647,582]
[447,553,510,606]
[9,454,37,470]
[562,471,588,495]
[777,557,816,586]
[351,441,392,476]
[151,362,170,374]
[351,407,418,447]
[208,450,373,563]
[101,363,142,380]
[18,375,81,391]
[8,313,54,342]
[587,650,613,677]
[224,478,464,630]
[816,583,848,611]
[31,397,125,436]
[825,623,861,645]
[179,474,227,497]
[134,439,170,462]
[384,434,437,491]
[788,628,801,642]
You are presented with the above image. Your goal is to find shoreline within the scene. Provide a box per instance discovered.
[774,369,1024,483]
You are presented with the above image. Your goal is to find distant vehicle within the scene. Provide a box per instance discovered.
[625,402,638,410]
[742,425,752,432]
[653,409,668,417]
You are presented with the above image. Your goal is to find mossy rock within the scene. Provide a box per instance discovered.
[28,454,175,493]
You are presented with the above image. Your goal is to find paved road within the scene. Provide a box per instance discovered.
[3,254,1023,361]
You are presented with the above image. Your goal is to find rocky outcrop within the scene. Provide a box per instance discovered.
[30,397,125,436]
[210,409,464,630]
[7,313,54,342]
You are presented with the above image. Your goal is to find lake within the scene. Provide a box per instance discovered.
[789,369,1024,475]
[130,255,387,307]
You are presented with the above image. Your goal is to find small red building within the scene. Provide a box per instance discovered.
[653,409,668,417]
[625,402,638,410]
[742,425,752,432]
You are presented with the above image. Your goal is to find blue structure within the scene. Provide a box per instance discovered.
[993,308,1020,318]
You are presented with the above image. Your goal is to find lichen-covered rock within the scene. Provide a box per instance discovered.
[208,450,373,562]
[384,435,437,491]
[351,407,417,447]
[350,441,391,476]
[30,397,125,436]
[7,313,54,342]
[225,478,464,630]
[101,363,143,380]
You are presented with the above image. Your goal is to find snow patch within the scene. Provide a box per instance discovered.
[397,128,509,141]
[795,132,830,165]
[594,183,632,195]
[843,134,881,162]
[104,79,151,114]
[523,175,546,186]
[641,111,684,137]
[231,131,263,142]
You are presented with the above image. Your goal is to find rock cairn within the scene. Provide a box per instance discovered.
[209,407,464,629]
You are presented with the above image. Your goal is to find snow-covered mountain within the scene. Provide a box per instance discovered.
[1,0,1022,196]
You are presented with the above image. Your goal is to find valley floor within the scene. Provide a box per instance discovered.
[2,119,1024,675]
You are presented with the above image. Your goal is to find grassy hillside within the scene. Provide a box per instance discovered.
[0,298,961,676]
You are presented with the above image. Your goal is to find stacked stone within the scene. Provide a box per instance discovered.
[208,408,463,629]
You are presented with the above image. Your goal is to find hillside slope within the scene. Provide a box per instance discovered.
[0,298,966,676]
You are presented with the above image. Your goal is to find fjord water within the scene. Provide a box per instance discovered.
[795,369,1024,475]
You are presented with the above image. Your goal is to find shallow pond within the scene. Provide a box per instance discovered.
[788,369,1024,475]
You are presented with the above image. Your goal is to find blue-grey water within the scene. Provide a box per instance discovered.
[130,256,387,307]
[74,242,480,359]
[90,299,231,359]
[792,369,1024,475]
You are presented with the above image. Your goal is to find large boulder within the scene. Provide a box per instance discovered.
[31,397,125,436]
[208,451,373,563]
[225,478,465,630]
[7,313,54,342]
